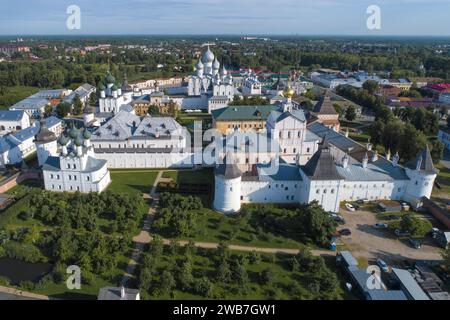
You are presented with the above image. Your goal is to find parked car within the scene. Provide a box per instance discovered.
[385,215,402,221]
[374,223,388,229]
[339,228,352,236]
[331,213,345,224]
[395,229,409,237]
[376,258,390,273]
[430,228,440,238]
[345,203,356,212]
[408,238,422,249]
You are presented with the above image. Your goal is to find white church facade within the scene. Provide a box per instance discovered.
[37,123,111,193]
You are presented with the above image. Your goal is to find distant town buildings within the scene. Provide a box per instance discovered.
[438,127,450,150]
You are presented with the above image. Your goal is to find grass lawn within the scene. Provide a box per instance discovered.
[348,132,370,144]
[153,207,304,249]
[431,162,450,218]
[176,112,212,130]
[433,163,450,198]
[108,170,159,195]
[162,168,213,185]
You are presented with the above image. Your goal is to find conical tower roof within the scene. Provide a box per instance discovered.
[314,90,338,115]
[302,134,342,180]
[215,152,242,179]
[406,145,438,173]
[35,117,57,144]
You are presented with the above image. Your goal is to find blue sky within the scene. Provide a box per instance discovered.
[0,0,449,35]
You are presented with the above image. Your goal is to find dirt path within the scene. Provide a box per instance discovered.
[120,171,162,286]
[0,285,49,300]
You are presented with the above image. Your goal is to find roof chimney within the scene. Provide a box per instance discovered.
[362,153,368,169]
[392,151,399,167]
[342,154,349,169]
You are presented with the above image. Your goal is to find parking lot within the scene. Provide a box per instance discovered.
[338,207,443,264]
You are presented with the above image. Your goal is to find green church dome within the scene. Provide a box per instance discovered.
[74,137,84,147]
[105,72,116,84]
[58,135,70,146]
[69,127,78,139]
[83,129,92,140]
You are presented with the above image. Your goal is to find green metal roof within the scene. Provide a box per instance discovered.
[211,105,279,121]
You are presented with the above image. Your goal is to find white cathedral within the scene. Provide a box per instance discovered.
[187,46,236,112]
[35,120,111,193]
[212,91,439,214]
[98,72,133,114]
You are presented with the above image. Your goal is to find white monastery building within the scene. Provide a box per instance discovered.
[90,111,192,168]
[39,125,111,193]
[213,123,439,214]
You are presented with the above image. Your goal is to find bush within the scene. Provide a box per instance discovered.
[400,215,433,237]
[3,241,44,263]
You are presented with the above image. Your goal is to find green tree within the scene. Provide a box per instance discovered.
[294,202,337,246]
[56,102,72,118]
[193,277,214,297]
[148,235,164,258]
[159,270,176,296]
[362,80,379,95]
[178,259,194,290]
[216,260,232,283]
[345,106,357,121]
[72,94,84,115]
[400,215,433,238]
[260,267,276,285]
[148,104,160,115]
[430,139,444,164]
[442,247,450,273]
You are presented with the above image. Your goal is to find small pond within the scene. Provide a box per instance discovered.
[0,258,52,285]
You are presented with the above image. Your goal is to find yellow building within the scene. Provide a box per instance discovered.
[131,91,178,116]
[211,105,279,135]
